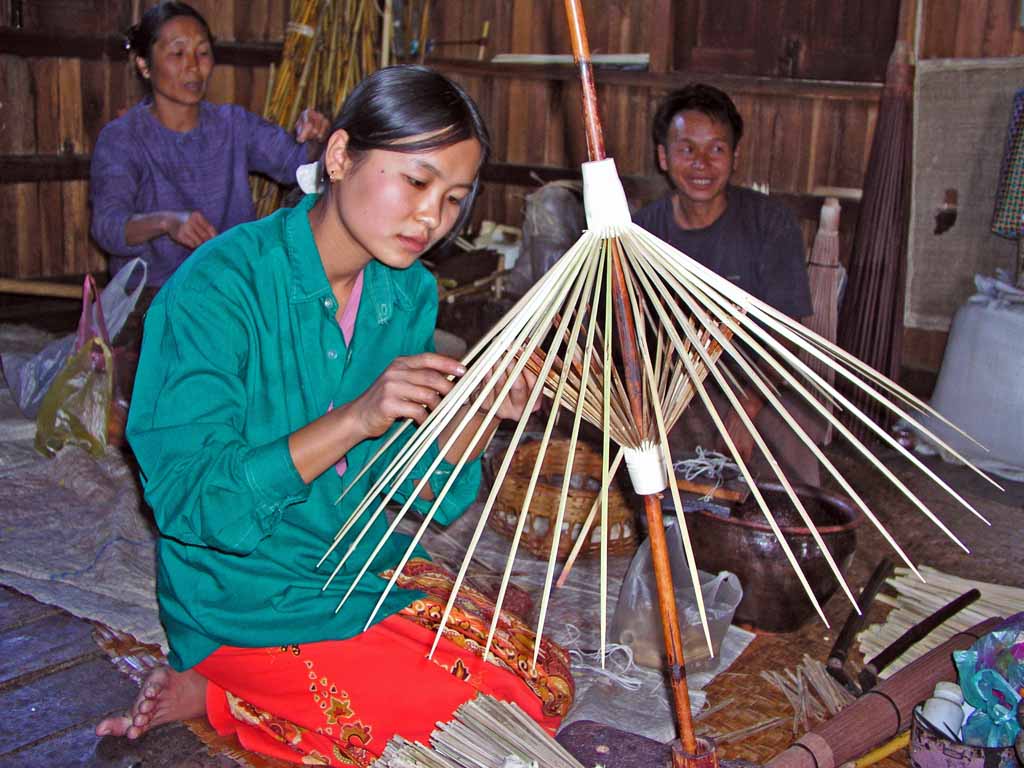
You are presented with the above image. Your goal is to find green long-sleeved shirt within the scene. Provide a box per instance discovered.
[127,193,480,670]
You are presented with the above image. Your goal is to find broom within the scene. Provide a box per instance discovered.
[802,197,844,444]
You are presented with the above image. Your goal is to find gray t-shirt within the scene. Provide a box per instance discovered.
[632,186,812,318]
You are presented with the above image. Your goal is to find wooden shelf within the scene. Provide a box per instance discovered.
[427,57,883,101]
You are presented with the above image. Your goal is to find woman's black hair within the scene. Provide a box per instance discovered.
[652,83,744,149]
[125,2,214,86]
[324,65,491,248]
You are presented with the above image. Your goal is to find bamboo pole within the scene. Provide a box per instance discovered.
[381,0,393,67]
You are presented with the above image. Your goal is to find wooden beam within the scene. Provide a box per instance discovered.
[2,154,860,232]
[0,154,91,183]
[0,30,282,67]
[430,57,883,101]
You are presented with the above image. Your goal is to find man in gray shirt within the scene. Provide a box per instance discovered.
[633,84,821,485]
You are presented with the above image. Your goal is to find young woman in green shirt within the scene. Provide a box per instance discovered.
[96,66,573,766]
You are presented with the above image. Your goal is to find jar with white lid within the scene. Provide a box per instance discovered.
[920,681,965,740]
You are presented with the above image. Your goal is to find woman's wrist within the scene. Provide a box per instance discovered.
[330,400,371,447]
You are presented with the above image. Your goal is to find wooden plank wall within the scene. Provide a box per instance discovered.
[1,0,1022,283]
[919,0,1024,58]
[904,0,1024,371]
[0,0,282,279]
[429,0,880,258]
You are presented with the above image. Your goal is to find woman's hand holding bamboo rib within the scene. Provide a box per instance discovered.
[353,353,466,437]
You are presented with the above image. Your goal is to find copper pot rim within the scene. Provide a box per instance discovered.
[685,480,864,536]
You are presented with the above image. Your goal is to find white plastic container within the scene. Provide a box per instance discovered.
[920,681,966,740]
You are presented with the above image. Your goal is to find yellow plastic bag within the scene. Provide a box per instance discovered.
[34,336,114,458]
[34,275,116,458]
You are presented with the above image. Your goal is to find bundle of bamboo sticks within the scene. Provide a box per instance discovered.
[376,695,585,768]
[252,0,380,217]
[856,566,1024,676]
[763,656,857,735]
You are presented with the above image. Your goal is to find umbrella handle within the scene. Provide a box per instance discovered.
[563,0,606,162]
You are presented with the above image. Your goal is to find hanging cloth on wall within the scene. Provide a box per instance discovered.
[991,88,1024,238]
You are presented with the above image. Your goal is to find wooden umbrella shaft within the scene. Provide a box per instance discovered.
[562,0,605,161]
[609,241,700,758]
[562,0,700,757]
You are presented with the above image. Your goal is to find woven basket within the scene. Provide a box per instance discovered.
[490,440,637,560]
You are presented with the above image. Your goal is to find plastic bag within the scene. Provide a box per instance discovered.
[505,182,585,297]
[1,258,146,418]
[610,518,743,671]
[34,276,116,458]
[954,612,1024,748]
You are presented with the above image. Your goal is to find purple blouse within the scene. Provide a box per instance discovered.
[89,99,309,286]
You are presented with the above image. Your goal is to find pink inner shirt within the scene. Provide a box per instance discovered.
[328,270,365,477]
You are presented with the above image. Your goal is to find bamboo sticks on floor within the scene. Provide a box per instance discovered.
[763,656,857,735]
[376,695,585,768]
[857,566,1023,676]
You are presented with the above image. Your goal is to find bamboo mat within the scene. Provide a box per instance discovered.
[695,602,906,768]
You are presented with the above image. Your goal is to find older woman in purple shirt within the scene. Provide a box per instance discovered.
[90,2,329,288]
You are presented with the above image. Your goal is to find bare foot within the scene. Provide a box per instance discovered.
[96,666,208,740]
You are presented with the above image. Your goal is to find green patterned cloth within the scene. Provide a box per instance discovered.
[992,89,1024,238]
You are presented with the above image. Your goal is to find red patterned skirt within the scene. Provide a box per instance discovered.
[194,558,574,767]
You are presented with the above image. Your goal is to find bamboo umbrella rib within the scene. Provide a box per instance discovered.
[631,250,912,599]
[322,245,598,605]
[600,239,614,659]
[628,225,999,514]
[530,255,607,667]
[623,246,834,624]
[553,447,624,589]
[633,230,982,551]
[620,256,714,652]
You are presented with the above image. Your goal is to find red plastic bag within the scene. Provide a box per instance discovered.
[34,275,124,457]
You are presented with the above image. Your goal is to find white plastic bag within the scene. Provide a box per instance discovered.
[610,518,743,671]
[1,258,147,418]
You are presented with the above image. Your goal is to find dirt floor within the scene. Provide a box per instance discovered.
[2,433,1021,767]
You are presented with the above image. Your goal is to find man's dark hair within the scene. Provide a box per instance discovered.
[324,65,492,247]
[126,2,213,79]
[652,83,744,149]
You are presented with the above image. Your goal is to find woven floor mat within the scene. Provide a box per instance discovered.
[695,607,906,768]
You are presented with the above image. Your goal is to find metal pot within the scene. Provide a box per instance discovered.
[683,482,862,633]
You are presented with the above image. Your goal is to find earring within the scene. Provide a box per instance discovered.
[328,170,339,182]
